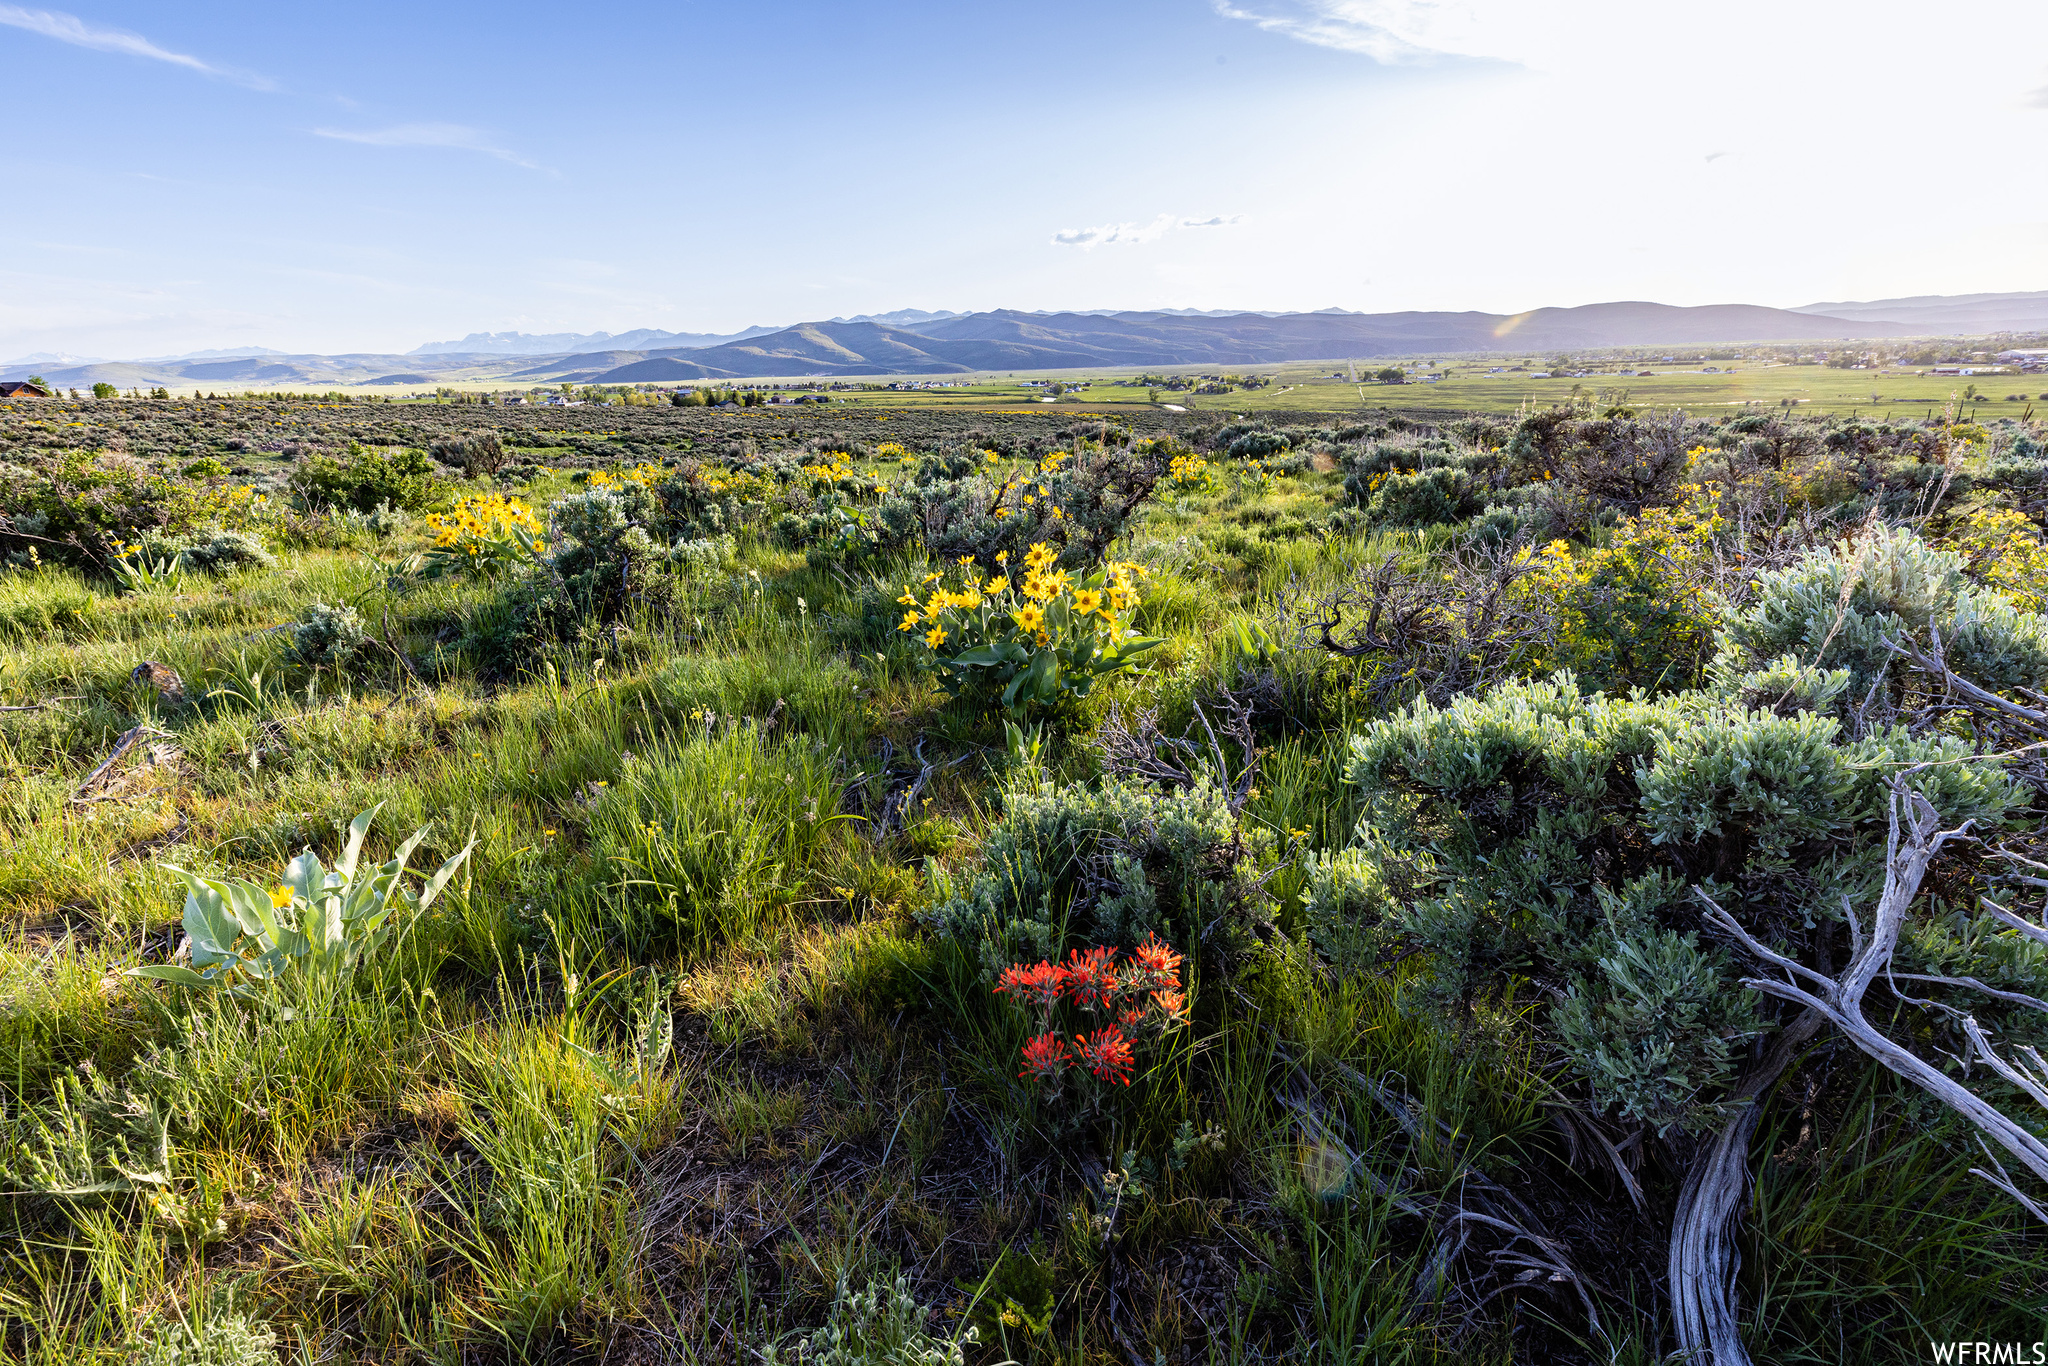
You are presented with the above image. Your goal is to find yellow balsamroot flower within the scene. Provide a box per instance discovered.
[924,624,949,649]
[897,610,921,632]
[983,576,1007,593]
[269,885,294,909]
[957,555,976,566]
[1024,542,1056,571]
[995,550,1010,564]
[1071,588,1103,616]
[1014,603,1046,632]
[897,590,918,606]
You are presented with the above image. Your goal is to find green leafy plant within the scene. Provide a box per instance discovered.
[129,805,472,1013]
[761,1274,977,1366]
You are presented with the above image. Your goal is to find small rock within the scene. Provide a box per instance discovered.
[131,660,186,704]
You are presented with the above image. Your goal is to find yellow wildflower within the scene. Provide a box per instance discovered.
[924,624,949,649]
[1071,589,1102,616]
[897,610,921,632]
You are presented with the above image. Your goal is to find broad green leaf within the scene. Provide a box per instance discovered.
[417,838,475,913]
[336,803,384,881]
[163,867,240,965]
[283,848,327,908]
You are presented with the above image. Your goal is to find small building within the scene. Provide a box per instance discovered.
[0,381,52,398]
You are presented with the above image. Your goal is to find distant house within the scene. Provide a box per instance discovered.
[0,381,51,398]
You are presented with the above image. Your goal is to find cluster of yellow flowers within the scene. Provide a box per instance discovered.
[1166,452,1215,493]
[588,462,666,491]
[803,454,861,487]
[1949,506,2048,615]
[198,481,265,527]
[895,540,1162,717]
[875,441,910,462]
[896,542,1145,650]
[426,493,541,553]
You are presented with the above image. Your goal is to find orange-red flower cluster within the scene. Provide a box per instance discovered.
[994,933,1190,1090]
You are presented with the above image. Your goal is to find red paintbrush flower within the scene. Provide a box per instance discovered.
[995,960,1067,1011]
[1128,933,1184,991]
[1019,1031,1070,1079]
[1150,989,1189,1024]
[1061,945,1118,1010]
[1075,1026,1135,1085]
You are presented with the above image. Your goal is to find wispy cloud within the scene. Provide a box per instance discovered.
[1211,0,1527,65]
[2029,83,2048,109]
[1052,213,1243,250]
[311,123,544,171]
[0,5,274,87]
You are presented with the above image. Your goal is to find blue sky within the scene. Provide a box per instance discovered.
[3,0,2046,359]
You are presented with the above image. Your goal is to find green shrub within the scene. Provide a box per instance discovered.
[429,429,507,478]
[925,774,1271,974]
[761,1275,972,1366]
[288,601,369,670]
[288,445,442,514]
[128,1297,278,1366]
[869,441,1168,569]
[1342,672,2020,1131]
[1714,522,2048,704]
[0,449,209,565]
[1358,467,1482,529]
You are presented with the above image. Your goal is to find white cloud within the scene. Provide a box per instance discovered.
[1052,213,1242,249]
[0,4,273,87]
[311,123,544,171]
[1210,0,1531,64]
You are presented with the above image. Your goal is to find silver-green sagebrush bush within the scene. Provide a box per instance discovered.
[129,804,473,1013]
[925,775,1271,972]
[1715,520,2048,703]
[286,600,369,670]
[1334,526,2048,1134]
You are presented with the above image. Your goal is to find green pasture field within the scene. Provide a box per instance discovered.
[346,358,2044,426]
[2,396,2044,1364]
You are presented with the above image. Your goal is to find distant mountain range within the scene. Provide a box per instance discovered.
[409,326,784,356]
[8,292,2044,390]
[1791,291,2048,334]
